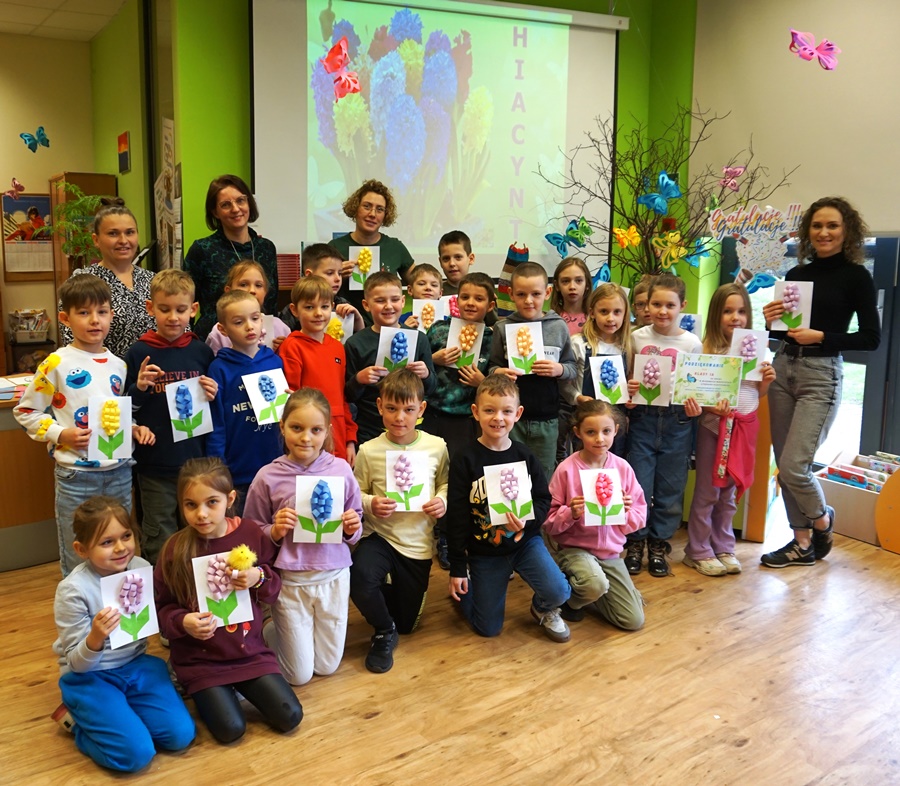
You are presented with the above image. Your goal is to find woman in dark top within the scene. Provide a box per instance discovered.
[184,175,278,339]
[760,197,880,568]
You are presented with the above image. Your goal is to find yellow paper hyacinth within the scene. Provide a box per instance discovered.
[516,326,533,357]
[227,544,257,572]
[357,247,373,274]
[326,316,345,341]
[459,323,478,352]
[100,400,120,436]
[421,303,435,330]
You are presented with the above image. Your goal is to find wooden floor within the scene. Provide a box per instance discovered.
[4,527,900,786]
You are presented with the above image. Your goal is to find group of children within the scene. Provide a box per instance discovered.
[15,226,775,772]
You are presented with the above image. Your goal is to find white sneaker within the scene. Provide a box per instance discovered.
[682,555,727,577]
[715,553,742,574]
[530,605,571,643]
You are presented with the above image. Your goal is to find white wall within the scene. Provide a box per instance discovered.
[692,0,897,231]
[0,33,94,338]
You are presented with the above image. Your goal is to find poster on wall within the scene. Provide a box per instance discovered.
[2,193,53,280]
[154,118,180,269]
[118,131,131,174]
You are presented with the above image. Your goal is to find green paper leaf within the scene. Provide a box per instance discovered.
[321,519,342,534]
[407,483,424,499]
[517,499,533,518]
[455,352,475,368]
[189,411,204,430]
[275,392,289,408]
[742,357,757,380]
[118,605,150,640]
[206,590,238,625]
[489,502,511,515]
[172,418,191,433]
[512,355,526,370]
[640,384,661,405]
[781,312,803,330]
[585,501,602,516]
[602,384,622,405]
[606,503,623,516]
[297,515,317,534]
[522,354,536,374]
[386,491,404,503]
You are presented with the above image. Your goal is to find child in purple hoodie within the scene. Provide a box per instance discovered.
[243,389,363,685]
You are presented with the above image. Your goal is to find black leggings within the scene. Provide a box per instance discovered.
[192,673,302,744]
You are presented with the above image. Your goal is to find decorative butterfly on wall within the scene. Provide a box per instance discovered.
[789,29,840,71]
[637,171,682,215]
[544,216,593,258]
[612,225,641,249]
[3,178,25,200]
[651,230,688,269]
[592,262,611,287]
[719,166,745,192]
[320,36,360,101]
[20,126,50,153]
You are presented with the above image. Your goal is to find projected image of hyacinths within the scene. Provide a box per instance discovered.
[639,358,662,405]
[98,399,124,459]
[780,281,803,329]
[352,247,373,287]
[386,453,424,510]
[117,572,150,641]
[297,479,343,543]
[740,333,758,378]
[172,384,204,438]
[585,472,623,526]
[599,358,622,404]
[258,374,288,422]
[490,466,533,520]
[206,555,238,625]
[456,322,478,368]
[512,326,537,374]
[384,331,410,371]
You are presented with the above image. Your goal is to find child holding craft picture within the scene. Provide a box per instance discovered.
[243,389,363,685]
[683,284,775,577]
[543,400,646,629]
[53,496,194,772]
[155,458,302,743]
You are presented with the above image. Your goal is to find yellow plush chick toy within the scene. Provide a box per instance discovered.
[227,544,257,579]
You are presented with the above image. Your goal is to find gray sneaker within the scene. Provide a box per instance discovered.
[530,605,571,643]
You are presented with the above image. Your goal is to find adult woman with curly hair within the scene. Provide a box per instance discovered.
[184,175,278,339]
[331,179,415,319]
[760,197,880,568]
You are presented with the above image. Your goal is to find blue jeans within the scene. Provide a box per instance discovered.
[59,654,195,772]
[769,352,842,530]
[55,461,133,576]
[626,405,695,542]
[460,535,570,637]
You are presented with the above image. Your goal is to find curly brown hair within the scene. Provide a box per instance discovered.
[797,196,868,264]
[342,179,398,228]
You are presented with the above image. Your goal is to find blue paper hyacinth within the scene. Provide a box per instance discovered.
[680,315,696,333]
[175,384,193,420]
[311,480,334,525]
[600,359,619,389]
[258,375,277,403]
[390,332,408,364]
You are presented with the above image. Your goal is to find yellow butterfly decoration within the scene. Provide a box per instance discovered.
[612,225,641,249]
[651,231,688,269]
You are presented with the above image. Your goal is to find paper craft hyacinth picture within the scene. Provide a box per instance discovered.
[87,396,133,461]
[632,354,672,407]
[579,468,625,527]
[295,476,346,544]
[376,327,418,372]
[678,313,703,339]
[412,298,444,333]
[191,552,254,628]
[730,329,769,381]
[505,322,545,374]
[349,246,380,290]
[99,565,159,650]
[240,368,290,426]
[446,317,484,368]
[772,280,813,331]
[326,312,355,344]
[165,377,213,443]
[589,354,627,405]
[484,461,535,528]
[384,450,432,512]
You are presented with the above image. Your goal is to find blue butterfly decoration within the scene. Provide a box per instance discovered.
[684,238,712,269]
[744,272,777,294]
[544,232,572,258]
[20,126,50,153]
[637,171,681,215]
[591,262,611,288]
[687,373,697,383]
[545,217,593,258]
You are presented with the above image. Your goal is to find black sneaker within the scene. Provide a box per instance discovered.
[760,539,815,568]
[812,506,835,560]
[559,601,585,622]
[647,538,672,577]
[624,539,644,575]
[437,534,450,571]
[365,627,399,673]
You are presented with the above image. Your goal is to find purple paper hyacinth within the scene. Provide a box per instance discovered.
[206,555,234,601]
[599,359,619,389]
[175,384,192,420]
[740,334,758,361]
[500,468,519,502]
[782,282,801,313]
[390,331,408,364]
[118,573,143,615]
[643,358,661,388]
[394,453,414,492]
[311,480,334,525]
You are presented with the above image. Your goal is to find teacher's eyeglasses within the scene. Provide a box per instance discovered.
[218,195,249,212]
[360,202,386,215]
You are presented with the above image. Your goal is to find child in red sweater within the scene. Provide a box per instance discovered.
[279,276,358,465]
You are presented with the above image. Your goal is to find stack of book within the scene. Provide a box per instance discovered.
[824,451,900,493]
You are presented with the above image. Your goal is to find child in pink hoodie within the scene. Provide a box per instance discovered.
[543,400,646,629]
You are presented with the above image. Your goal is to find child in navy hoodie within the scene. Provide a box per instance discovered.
[124,270,218,563]
[207,290,284,513]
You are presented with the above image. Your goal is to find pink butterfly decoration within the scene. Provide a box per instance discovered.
[719,166,746,192]
[789,29,841,71]
[320,36,360,102]
[3,177,25,200]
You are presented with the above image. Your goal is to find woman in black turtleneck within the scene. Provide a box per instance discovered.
[760,197,880,568]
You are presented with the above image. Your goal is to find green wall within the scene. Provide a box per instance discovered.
[172,0,252,246]
[91,0,150,242]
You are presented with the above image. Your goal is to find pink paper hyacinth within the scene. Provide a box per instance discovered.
[393,453,414,493]
[206,555,234,601]
[595,473,613,507]
[500,467,519,501]
[782,282,801,313]
[118,573,143,615]
[642,358,661,388]
[740,334,758,361]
